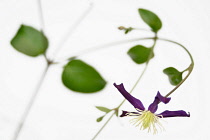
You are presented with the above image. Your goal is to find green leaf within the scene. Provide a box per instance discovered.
[62,59,106,93]
[125,27,133,34]
[115,109,119,117]
[11,25,48,57]
[96,106,111,113]
[96,116,104,122]
[163,67,183,86]
[127,45,154,64]
[138,9,162,33]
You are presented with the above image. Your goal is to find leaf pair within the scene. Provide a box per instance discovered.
[95,106,118,122]
[10,8,162,93]
[134,10,185,86]
[11,25,106,94]
[127,9,161,64]
[95,106,112,122]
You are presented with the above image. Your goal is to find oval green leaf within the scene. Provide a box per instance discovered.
[96,116,104,122]
[163,67,183,86]
[138,9,162,33]
[11,25,48,57]
[127,45,154,64]
[96,106,111,113]
[62,59,106,93]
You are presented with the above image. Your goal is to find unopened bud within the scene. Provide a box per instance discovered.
[118,26,126,30]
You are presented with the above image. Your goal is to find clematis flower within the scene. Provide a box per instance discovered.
[114,83,190,134]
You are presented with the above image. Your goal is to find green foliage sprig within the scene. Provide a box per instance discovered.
[93,8,194,139]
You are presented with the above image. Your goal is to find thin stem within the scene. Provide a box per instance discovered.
[12,1,92,140]
[55,37,155,63]
[43,53,48,62]
[91,112,115,140]
[157,38,194,98]
[12,65,50,140]
[91,35,157,140]
[164,66,192,98]
[118,34,157,109]
[37,0,45,30]
[51,2,94,61]
[118,26,151,32]
[78,38,154,57]
[181,67,189,73]
[157,38,194,65]
[132,27,152,32]
[117,62,149,108]
[12,2,93,139]
[91,62,150,140]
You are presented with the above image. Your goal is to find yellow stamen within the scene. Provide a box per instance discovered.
[129,111,164,134]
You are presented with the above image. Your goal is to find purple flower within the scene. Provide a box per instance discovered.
[114,83,190,134]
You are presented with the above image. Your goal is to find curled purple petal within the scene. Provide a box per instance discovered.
[158,110,190,118]
[120,110,139,117]
[148,91,171,113]
[114,83,145,111]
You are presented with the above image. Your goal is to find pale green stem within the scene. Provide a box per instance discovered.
[157,38,194,65]
[118,26,151,32]
[117,62,149,108]
[117,37,157,108]
[11,0,48,139]
[51,2,93,61]
[165,66,193,98]
[37,0,45,30]
[12,1,93,140]
[91,35,158,140]
[55,37,155,63]
[157,38,194,98]
[91,112,115,140]
[12,65,50,140]
[132,27,152,32]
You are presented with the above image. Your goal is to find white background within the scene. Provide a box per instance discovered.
[0,0,210,140]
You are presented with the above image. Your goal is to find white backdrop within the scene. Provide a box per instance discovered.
[0,0,210,140]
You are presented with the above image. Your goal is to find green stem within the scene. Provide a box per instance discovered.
[12,2,93,140]
[12,64,50,140]
[55,37,155,63]
[118,26,151,33]
[132,27,152,32]
[92,56,151,140]
[91,35,158,140]
[117,62,149,108]
[164,65,193,98]
[51,3,93,61]
[181,67,189,73]
[11,1,49,139]
[91,112,115,140]
[157,38,194,98]
[157,38,194,65]
[117,35,157,108]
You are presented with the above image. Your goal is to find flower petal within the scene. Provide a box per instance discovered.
[148,91,171,113]
[158,110,190,118]
[120,110,140,117]
[114,83,145,111]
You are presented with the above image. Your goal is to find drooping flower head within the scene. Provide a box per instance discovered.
[114,83,190,134]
